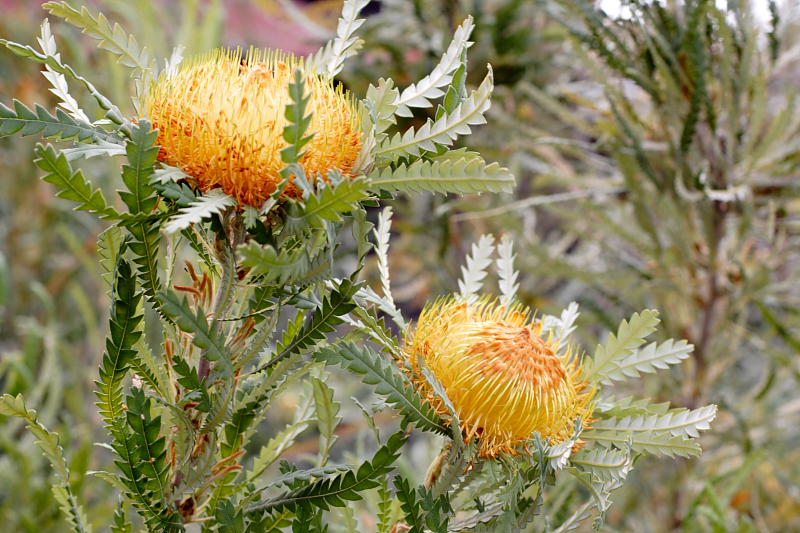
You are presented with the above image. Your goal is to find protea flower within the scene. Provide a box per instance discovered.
[405,297,595,458]
[145,49,363,207]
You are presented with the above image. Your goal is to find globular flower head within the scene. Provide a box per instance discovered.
[405,297,595,458]
[145,49,362,207]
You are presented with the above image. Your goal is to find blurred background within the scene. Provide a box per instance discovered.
[1,0,799,531]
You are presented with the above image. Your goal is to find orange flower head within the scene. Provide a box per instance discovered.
[405,297,595,458]
[145,49,363,206]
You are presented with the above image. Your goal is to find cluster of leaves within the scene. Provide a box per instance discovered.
[0,1,516,531]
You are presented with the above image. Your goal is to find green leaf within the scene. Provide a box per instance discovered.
[571,448,633,483]
[124,387,169,500]
[591,404,717,440]
[369,151,514,195]
[259,279,359,370]
[601,339,694,383]
[311,377,342,466]
[307,0,370,78]
[0,394,92,533]
[125,219,162,308]
[376,68,493,160]
[119,120,159,214]
[395,476,425,533]
[291,175,369,226]
[120,120,163,306]
[119,388,183,531]
[164,189,236,234]
[34,143,119,219]
[239,229,332,287]
[593,396,672,418]
[280,69,314,167]
[376,478,395,533]
[365,78,399,143]
[393,16,474,117]
[314,341,448,435]
[247,432,407,514]
[582,430,703,458]
[43,1,156,77]
[588,310,660,383]
[111,499,133,533]
[247,415,314,483]
[457,234,495,303]
[156,181,197,207]
[269,464,353,489]
[63,141,127,160]
[0,40,124,123]
[0,99,120,143]
[215,500,245,533]
[159,290,231,375]
[97,224,125,293]
[93,262,181,529]
[95,260,142,431]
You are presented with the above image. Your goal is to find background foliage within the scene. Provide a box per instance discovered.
[0,0,797,531]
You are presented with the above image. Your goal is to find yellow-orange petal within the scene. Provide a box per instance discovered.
[405,296,595,458]
[145,49,362,207]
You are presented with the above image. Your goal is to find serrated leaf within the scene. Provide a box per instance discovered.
[259,279,359,370]
[280,69,313,167]
[247,399,315,483]
[291,175,369,226]
[159,290,230,373]
[314,341,448,435]
[593,396,672,418]
[571,448,633,483]
[37,19,91,124]
[164,189,236,233]
[0,394,92,533]
[247,432,407,514]
[155,181,197,206]
[34,143,118,219]
[311,376,342,466]
[120,120,163,307]
[0,99,119,143]
[369,151,514,195]
[394,16,475,117]
[591,404,717,439]
[119,120,159,214]
[307,0,370,78]
[582,430,703,458]
[95,260,141,430]
[588,310,660,383]
[377,67,493,160]
[373,206,395,307]
[495,235,519,308]
[365,78,399,142]
[602,339,694,383]
[270,464,353,490]
[239,240,329,287]
[0,39,124,123]
[97,224,124,293]
[457,235,495,303]
[43,1,156,78]
[63,140,127,160]
[545,303,581,355]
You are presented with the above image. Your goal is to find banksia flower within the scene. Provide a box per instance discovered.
[405,297,595,458]
[145,49,362,207]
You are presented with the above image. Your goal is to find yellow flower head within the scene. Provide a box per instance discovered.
[405,297,595,458]
[145,49,362,207]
